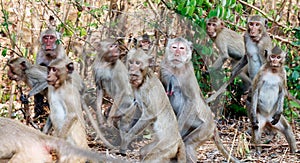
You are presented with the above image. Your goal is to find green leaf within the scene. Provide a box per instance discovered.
[289,101,300,109]
[2,47,7,57]
[178,1,186,11]
[196,0,203,6]
[79,28,87,37]
[201,46,213,55]
[188,6,195,16]
[208,9,217,18]
[216,6,224,18]
[291,71,299,80]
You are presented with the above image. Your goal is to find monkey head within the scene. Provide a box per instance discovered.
[247,15,268,42]
[138,34,151,51]
[127,48,152,88]
[7,57,29,81]
[95,39,120,63]
[266,46,286,68]
[165,37,193,68]
[40,29,60,51]
[206,17,224,38]
[47,59,74,89]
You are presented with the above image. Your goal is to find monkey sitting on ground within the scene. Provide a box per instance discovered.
[0,117,128,163]
[250,46,296,154]
[160,37,240,163]
[117,48,186,162]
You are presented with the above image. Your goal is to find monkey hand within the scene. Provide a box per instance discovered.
[271,113,281,125]
[20,94,29,104]
[251,118,259,130]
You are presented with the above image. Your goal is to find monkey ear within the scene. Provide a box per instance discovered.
[20,61,27,71]
[264,19,268,28]
[264,49,269,58]
[220,21,225,28]
[66,62,74,74]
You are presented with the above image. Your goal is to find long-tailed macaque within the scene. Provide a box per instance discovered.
[160,37,240,163]
[232,15,273,80]
[92,39,135,127]
[0,117,127,163]
[47,59,89,161]
[205,17,251,103]
[7,57,49,117]
[250,46,296,154]
[36,28,66,67]
[118,48,186,162]
[245,15,273,79]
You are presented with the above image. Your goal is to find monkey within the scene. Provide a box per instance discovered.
[205,17,251,104]
[36,28,67,67]
[92,39,135,128]
[7,57,48,98]
[47,58,90,163]
[0,117,128,163]
[245,15,273,80]
[117,48,186,162]
[7,57,49,119]
[137,33,153,53]
[160,37,240,163]
[207,17,245,70]
[250,46,297,154]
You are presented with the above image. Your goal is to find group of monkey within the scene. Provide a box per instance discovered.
[0,14,297,163]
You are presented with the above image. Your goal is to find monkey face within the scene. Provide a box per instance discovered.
[206,22,217,38]
[248,21,262,41]
[42,34,57,51]
[128,59,144,88]
[269,54,282,67]
[167,42,191,68]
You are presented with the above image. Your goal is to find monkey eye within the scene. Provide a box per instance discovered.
[128,60,134,64]
[172,46,177,49]
[135,61,141,65]
[179,46,185,50]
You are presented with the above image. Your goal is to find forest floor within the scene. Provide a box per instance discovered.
[84,114,300,163]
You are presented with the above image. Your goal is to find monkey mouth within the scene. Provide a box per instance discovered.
[171,59,182,64]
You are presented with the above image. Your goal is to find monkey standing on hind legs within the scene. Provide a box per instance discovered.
[160,37,240,163]
[250,46,296,154]
[92,39,135,129]
[117,48,186,162]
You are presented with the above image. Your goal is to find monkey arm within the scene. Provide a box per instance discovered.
[251,86,260,129]
[57,113,77,138]
[271,88,285,125]
[96,85,105,125]
[160,67,174,95]
[28,82,48,97]
[211,40,229,71]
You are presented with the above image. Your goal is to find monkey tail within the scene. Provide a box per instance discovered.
[81,98,117,149]
[213,129,241,163]
[49,138,126,163]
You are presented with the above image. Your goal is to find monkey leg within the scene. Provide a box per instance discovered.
[183,122,214,163]
[42,117,52,134]
[252,114,266,154]
[274,116,297,153]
